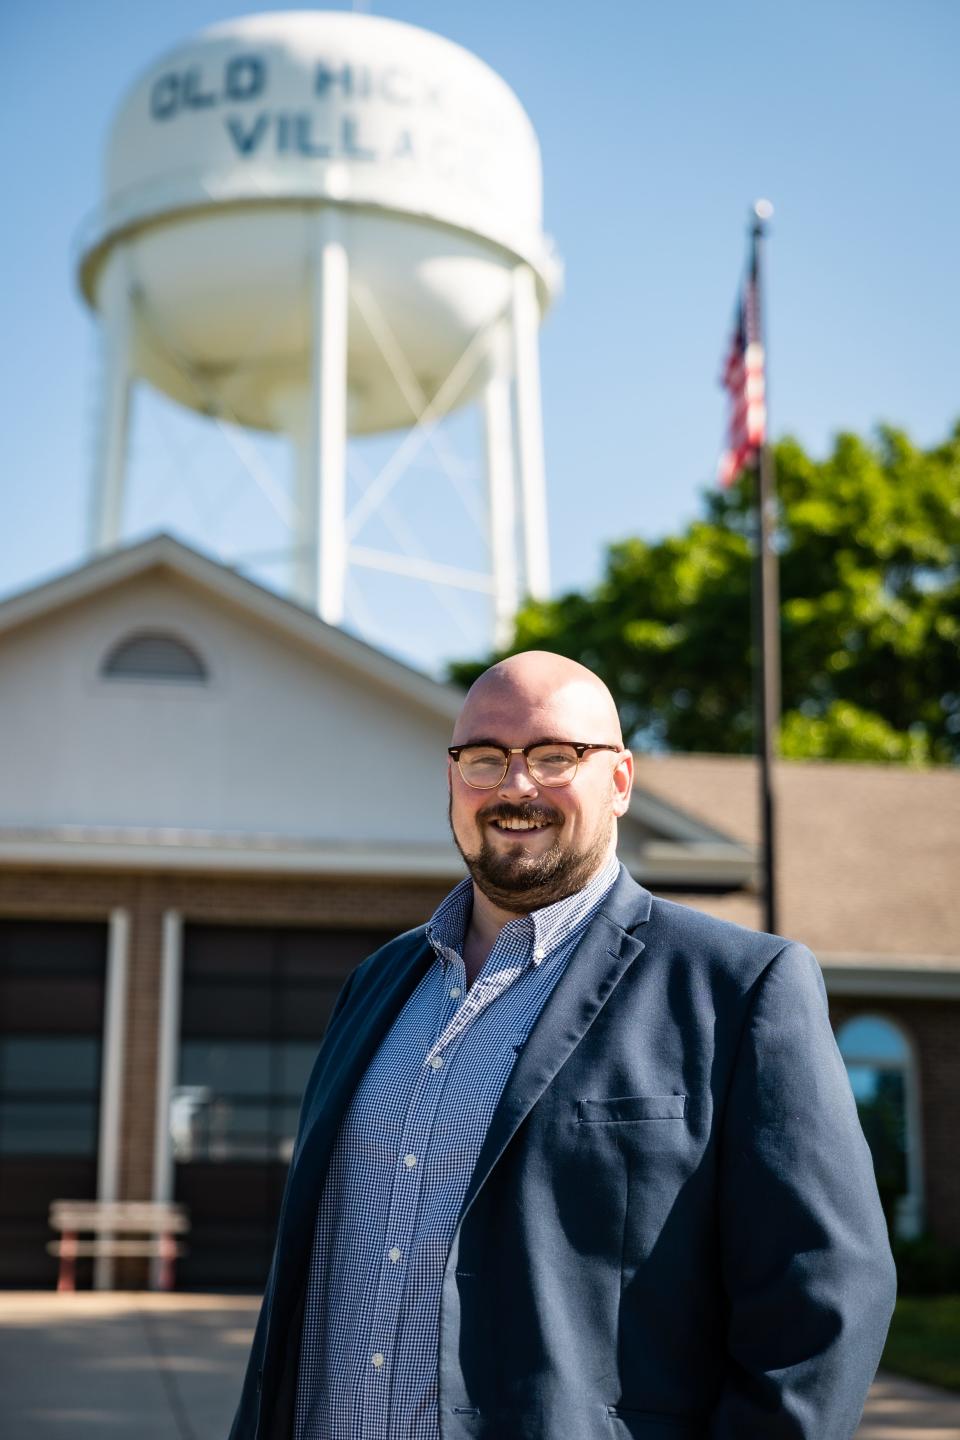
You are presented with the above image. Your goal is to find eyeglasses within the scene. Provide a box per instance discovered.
[447,741,622,789]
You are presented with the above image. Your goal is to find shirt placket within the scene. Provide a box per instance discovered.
[357,954,470,1439]
[426,935,533,1062]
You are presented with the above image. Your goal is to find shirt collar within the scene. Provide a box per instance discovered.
[426,853,621,969]
[425,878,474,968]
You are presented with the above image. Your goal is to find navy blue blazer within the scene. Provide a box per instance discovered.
[229,869,896,1439]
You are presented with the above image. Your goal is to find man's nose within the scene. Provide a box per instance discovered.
[498,753,538,800]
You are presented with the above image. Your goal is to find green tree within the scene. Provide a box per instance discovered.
[450,423,960,762]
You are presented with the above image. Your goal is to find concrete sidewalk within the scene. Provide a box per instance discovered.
[0,1293,256,1440]
[0,1292,957,1439]
[858,1371,960,1439]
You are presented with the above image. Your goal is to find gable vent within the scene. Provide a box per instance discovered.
[101,631,208,682]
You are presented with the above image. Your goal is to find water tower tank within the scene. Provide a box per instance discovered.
[78,10,560,637]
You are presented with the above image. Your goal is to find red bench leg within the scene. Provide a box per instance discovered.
[58,1231,77,1293]
[158,1232,175,1292]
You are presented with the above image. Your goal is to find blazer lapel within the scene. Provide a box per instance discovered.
[458,869,653,1221]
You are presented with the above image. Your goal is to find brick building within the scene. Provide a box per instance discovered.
[1,534,956,1289]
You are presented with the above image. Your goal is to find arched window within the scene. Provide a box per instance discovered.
[837,1014,923,1239]
[101,631,208,683]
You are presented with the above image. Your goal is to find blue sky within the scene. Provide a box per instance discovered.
[3,0,957,673]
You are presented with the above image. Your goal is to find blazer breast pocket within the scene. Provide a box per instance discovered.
[577,1095,687,1123]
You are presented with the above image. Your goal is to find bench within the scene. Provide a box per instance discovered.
[47,1200,190,1292]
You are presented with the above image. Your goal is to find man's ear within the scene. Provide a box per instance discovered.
[612,750,634,817]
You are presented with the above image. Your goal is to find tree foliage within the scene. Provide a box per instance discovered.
[449,423,960,763]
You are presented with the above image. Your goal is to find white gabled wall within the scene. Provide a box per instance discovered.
[0,572,455,848]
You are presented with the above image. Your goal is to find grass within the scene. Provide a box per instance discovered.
[881,1296,960,1392]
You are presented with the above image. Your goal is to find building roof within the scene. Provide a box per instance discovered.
[635,753,960,983]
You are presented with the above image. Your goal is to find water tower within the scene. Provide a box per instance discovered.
[77,10,560,647]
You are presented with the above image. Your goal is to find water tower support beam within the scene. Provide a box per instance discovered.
[302,210,349,624]
[511,264,550,602]
[483,370,519,648]
[89,250,134,555]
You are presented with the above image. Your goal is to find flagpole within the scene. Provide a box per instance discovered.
[750,201,781,934]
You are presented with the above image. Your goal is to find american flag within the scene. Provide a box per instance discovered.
[718,253,766,485]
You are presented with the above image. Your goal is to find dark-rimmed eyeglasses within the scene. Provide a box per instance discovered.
[447,741,622,789]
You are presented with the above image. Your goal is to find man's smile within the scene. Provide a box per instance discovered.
[489,816,553,832]
[479,805,561,838]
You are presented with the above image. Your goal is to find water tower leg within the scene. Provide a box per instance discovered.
[289,403,313,607]
[510,264,550,602]
[483,371,519,649]
[305,210,349,625]
[89,251,134,555]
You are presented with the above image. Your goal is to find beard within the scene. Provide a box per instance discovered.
[449,797,613,914]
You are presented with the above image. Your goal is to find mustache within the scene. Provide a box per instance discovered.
[478,802,562,826]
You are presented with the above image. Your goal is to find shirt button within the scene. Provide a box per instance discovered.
[449,986,461,998]
[372,1352,385,1369]
[388,1247,401,1263]
[430,1055,443,1070]
[403,1153,417,1169]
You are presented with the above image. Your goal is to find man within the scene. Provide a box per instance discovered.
[230,651,895,1440]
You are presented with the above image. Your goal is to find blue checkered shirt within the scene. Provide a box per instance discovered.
[293,855,621,1440]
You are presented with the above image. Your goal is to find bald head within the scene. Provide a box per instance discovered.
[448,652,632,913]
[453,651,623,748]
